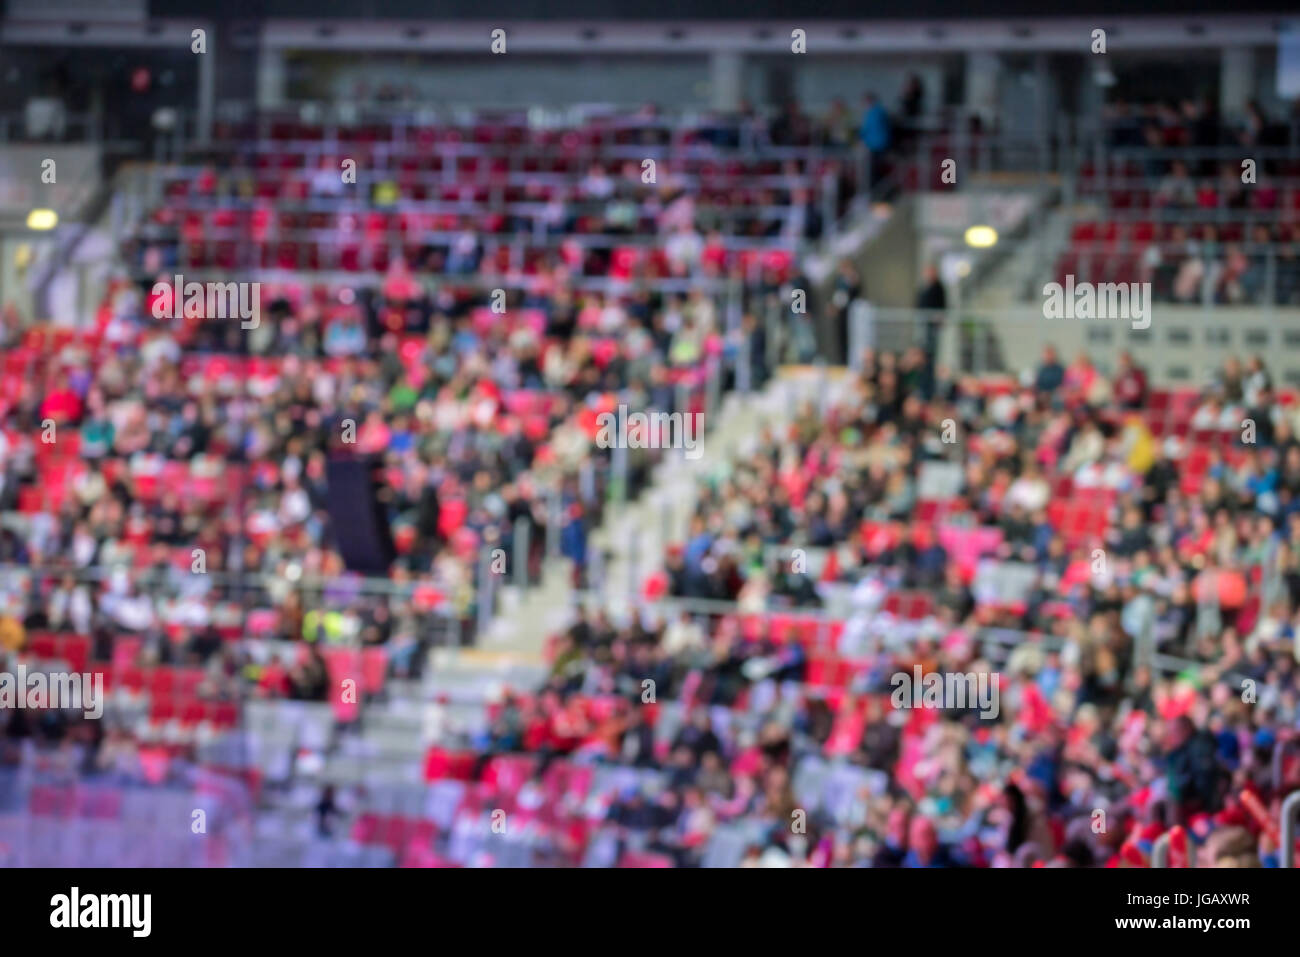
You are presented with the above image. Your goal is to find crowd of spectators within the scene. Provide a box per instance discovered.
[6,92,1300,866]
[133,104,877,281]
[1069,98,1300,306]
[0,109,814,813]
[481,344,1300,867]
[1135,222,1300,307]
[1104,97,1296,157]
[0,254,775,712]
[7,307,1299,866]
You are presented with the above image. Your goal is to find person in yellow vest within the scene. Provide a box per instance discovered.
[1122,413,1156,475]
[0,614,24,654]
[302,608,346,644]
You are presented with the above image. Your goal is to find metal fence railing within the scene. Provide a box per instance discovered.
[848,302,1300,387]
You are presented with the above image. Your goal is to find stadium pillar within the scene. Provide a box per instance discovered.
[1219,47,1256,118]
[963,52,1002,130]
[546,487,562,561]
[710,51,744,112]
[513,517,530,588]
[627,527,640,600]
[258,44,287,111]
[477,546,496,640]
[196,25,215,144]
[1282,791,1300,868]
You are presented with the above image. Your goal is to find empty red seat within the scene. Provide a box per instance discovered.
[620,851,674,868]
[149,669,175,697]
[179,697,207,725]
[361,647,388,694]
[150,698,177,723]
[212,701,239,728]
[118,666,147,695]
[29,786,74,816]
[60,635,90,673]
[28,632,57,659]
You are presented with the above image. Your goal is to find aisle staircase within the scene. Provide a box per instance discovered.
[476,365,857,661]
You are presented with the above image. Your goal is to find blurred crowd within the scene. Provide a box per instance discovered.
[1079,98,1300,306]
[1104,97,1296,155]
[491,345,1300,867]
[0,263,773,693]
[4,88,1300,866]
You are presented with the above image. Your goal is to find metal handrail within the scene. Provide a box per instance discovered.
[1095,146,1300,163]
[839,303,1300,325]
[0,562,467,602]
[123,268,743,295]
[152,166,827,192]
[1054,212,1300,232]
[1052,239,1298,251]
[133,212,802,245]
[239,102,955,130]
[189,134,853,165]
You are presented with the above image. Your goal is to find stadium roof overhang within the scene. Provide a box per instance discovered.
[262,16,1295,54]
[141,0,1300,20]
[2,13,1294,55]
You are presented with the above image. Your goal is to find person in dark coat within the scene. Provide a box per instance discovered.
[915,265,947,393]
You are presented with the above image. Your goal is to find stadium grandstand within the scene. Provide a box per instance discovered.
[0,0,1299,884]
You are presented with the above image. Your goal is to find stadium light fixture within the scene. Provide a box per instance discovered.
[964,225,997,248]
[26,208,58,230]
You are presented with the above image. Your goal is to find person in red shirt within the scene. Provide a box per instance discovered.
[1114,351,1149,410]
[39,374,84,425]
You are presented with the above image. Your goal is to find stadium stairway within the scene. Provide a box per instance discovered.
[592,366,861,610]
[480,558,572,655]
[475,365,849,657]
[946,193,1085,376]
[968,203,1080,311]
